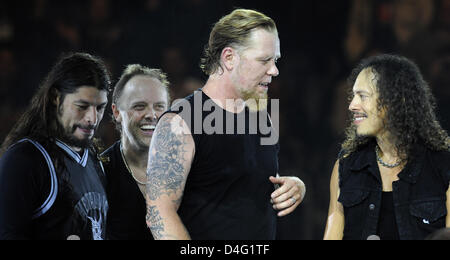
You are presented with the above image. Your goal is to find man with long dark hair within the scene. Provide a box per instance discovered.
[0,52,111,240]
[324,54,450,240]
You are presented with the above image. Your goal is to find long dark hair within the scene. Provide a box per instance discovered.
[0,53,111,188]
[341,54,450,160]
[1,52,111,154]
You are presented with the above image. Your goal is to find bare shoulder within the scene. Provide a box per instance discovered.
[330,159,341,199]
[146,112,195,201]
[152,112,195,154]
[331,159,340,178]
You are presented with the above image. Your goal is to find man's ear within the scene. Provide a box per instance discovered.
[111,103,122,123]
[221,47,237,71]
[53,89,61,107]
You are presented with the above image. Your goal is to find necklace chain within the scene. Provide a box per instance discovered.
[120,143,148,185]
[375,145,401,168]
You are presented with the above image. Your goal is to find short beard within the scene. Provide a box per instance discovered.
[126,123,151,152]
[239,88,268,112]
[58,123,94,149]
[56,105,94,149]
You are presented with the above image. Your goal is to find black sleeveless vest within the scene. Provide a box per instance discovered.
[338,140,449,240]
[166,90,279,240]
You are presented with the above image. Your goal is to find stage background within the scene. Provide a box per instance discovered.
[1,0,449,240]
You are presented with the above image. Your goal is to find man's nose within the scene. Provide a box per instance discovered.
[85,107,98,125]
[348,96,359,112]
[145,107,157,121]
[267,62,279,77]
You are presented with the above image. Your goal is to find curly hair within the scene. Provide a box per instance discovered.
[341,54,450,160]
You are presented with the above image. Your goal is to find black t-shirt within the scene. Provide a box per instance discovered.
[0,139,108,240]
[168,90,279,240]
[101,141,153,240]
[377,192,400,240]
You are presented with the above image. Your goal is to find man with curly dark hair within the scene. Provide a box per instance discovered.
[324,54,450,240]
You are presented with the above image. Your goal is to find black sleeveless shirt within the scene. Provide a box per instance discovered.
[102,141,153,240]
[166,90,279,240]
[0,139,108,240]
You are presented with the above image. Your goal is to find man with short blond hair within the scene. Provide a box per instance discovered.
[101,64,170,240]
[145,9,305,240]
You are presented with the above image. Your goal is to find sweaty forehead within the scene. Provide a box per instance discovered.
[244,29,280,57]
[127,75,163,90]
[353,68,378,94]
[67,86,108,103]
[119,76,167,105]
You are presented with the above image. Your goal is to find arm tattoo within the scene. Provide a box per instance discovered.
[146,206,164,239]
[146,115,190,201]
[145,114,192,239]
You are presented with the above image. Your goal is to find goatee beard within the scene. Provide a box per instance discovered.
[57,123,95,149]
[61,133,93,149]
[239,89,268,112]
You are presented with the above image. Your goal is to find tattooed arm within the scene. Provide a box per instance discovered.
[145,113,195,240]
